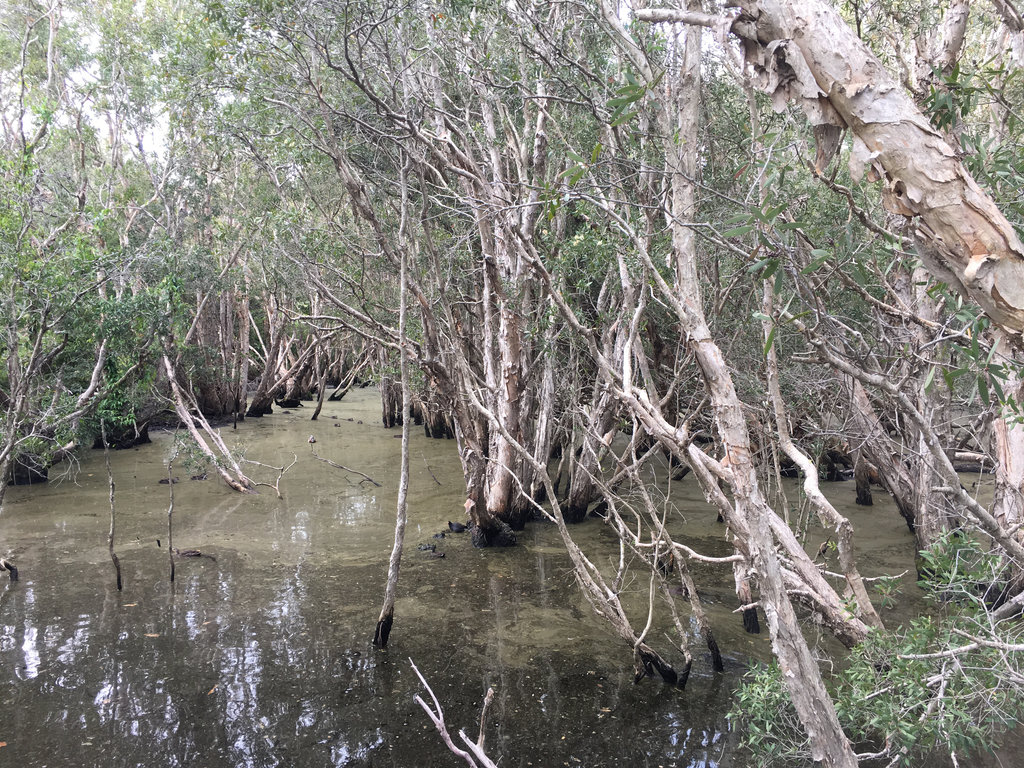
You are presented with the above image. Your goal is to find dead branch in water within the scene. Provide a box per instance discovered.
[410,658,499,768]
[309,444,382,487]
[101,422,123,590]
[0,559,17,582]
[166,447,178,583]
[242,454,298,499]
[421,453,442,486]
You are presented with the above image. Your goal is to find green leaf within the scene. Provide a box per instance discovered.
[610,108,640,127]
[923,364,937,392]
[723,224,754,238]
[801,250,831,273]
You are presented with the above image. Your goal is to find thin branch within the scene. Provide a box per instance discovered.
[308,444,382,486]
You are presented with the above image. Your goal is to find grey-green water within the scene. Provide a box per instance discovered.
[0,389,974,767]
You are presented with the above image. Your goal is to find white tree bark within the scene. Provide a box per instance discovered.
[639,0,1024,338]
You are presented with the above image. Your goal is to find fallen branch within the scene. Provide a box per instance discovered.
[410,658,499,768]
[242,454,298,499]
[309,444,382,486]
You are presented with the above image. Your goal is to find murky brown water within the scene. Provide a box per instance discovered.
[0,389,982,767]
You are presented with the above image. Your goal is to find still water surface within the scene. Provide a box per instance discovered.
[0,390,937,767]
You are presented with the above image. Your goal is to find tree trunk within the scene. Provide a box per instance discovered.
[374,184,412,648]
[565,389,619,523]
[641,0,1024,338]
[853,454,874,506]
[609,5,862,762]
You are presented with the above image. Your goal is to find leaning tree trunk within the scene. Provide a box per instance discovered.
[610,4,862,763]
[161,351,255,493]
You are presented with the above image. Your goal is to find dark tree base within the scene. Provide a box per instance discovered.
[470,521,517,548]
[373,613,394,648]
[706,631,725,672]
[93,422,151,450]
[10,460,47,486]
[564,500,589,524]
[635,645,678,686]
[742,606,761,634]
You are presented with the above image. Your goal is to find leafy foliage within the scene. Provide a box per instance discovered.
[732,534,1024,766]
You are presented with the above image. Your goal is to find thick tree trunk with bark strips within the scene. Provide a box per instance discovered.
[380,375,402,429]
[854,454,874,506]
[639,0,1024,340]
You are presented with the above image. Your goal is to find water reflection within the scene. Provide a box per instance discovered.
[0,391,772,767]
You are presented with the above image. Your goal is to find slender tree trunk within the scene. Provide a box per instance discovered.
[166,455,176,583]
[762,283,882,629]
[374,164,413,649]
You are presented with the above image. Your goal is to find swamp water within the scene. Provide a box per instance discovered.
[0,390,963,767]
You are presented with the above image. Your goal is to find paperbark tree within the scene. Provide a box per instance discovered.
[638,0,1024,339]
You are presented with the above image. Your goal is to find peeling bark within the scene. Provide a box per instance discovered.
[639,1,1024,338]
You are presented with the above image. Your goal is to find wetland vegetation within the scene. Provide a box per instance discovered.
[5,0,1024,765]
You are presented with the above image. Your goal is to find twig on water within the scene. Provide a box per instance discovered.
[422,453,442,486]
[309,444,382,486]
